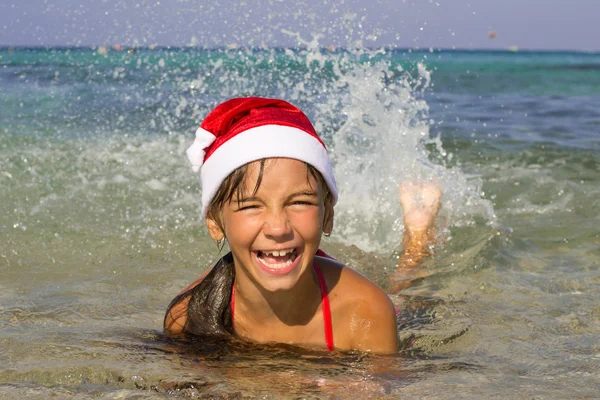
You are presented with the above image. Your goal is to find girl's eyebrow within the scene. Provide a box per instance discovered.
[291,190,318,197]
[287,190,318,200]
[235,195,260,203]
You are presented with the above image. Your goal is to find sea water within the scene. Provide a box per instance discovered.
[0,47,599,398]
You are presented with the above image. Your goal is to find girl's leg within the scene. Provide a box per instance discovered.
[391,182,441,292]
[398,181,441,268]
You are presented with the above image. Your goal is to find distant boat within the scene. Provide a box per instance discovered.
[506,46,519,52]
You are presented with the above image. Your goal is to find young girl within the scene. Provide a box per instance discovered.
[164,97,440,353]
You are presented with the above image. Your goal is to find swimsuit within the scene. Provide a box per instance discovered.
[230,258,334,351]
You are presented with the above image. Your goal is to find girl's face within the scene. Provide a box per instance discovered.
[207,158,333,293]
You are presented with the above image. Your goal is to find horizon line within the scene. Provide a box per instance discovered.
[1,44,599,54]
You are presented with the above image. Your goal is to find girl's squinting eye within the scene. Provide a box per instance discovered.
[233,196,261,212]
[289,195,318,207]
[237,203,259,211]
[292,200,314,205]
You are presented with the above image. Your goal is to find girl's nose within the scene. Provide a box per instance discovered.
[262,210,292,238]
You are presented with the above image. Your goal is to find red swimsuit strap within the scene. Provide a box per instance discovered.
[230,250,335,351]
[313,261,334,351]
[231,279,235,321]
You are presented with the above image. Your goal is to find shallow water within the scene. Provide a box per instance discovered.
[1,47,599,398]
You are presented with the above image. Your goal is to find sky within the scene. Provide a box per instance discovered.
[0,0,599,51]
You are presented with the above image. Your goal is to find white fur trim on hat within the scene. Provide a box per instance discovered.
[199,124,337,215]
[186,127,216,173]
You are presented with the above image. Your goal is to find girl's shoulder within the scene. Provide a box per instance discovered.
[316,256,398,353]
[315,255,391,304]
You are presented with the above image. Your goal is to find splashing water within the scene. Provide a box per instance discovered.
[315,52,494,251]
[148,43,495,252]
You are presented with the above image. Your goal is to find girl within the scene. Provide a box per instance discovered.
[164,97,440,353]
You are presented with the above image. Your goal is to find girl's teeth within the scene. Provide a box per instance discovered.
[265,249,293,257]
[262,257,295,269]
[258,250,297,268]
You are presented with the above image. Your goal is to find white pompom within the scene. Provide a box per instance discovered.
[186,127,216,173]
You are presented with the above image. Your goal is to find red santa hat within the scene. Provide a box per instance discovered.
[186,97,338,215]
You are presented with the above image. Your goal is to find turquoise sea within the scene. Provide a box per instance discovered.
[1,47,599,398]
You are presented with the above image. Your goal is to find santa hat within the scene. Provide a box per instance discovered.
[186,97,338,215]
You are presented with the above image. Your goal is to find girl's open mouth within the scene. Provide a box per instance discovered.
[254,248,300,275]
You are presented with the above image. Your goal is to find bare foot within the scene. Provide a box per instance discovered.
[393,182,442,288]
[399,181,442,232]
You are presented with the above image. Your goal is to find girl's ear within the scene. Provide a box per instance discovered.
[206,217,224,241]
[323,203,334,235]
